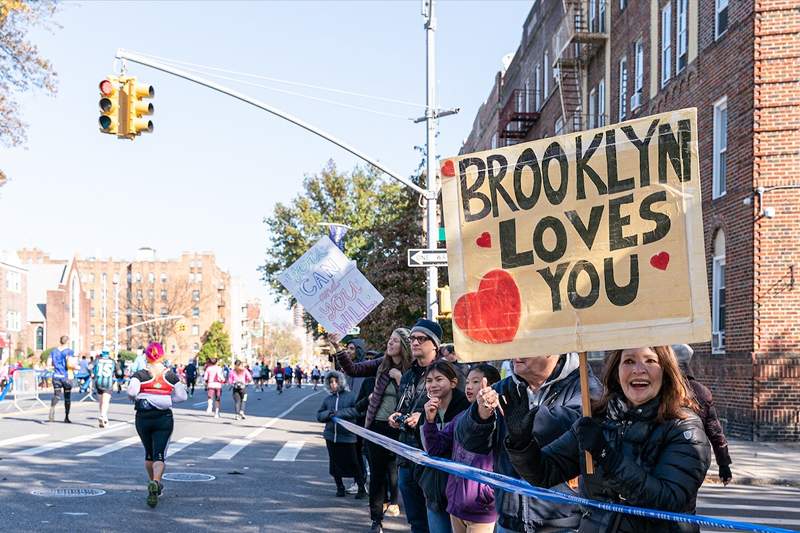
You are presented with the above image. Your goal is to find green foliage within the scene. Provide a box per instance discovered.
[197,321,232,366]
[40,347,53,364]
[259,161,426,348]
[117,350,137,362]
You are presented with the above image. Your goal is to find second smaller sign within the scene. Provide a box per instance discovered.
[407,248,448,267]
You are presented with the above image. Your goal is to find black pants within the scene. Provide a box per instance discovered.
[366,421,399,522]
[232,388,245,413]
[186,378,196,394]
[51,377,72,416]
[135,409,174,462]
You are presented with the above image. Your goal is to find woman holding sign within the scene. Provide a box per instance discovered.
[503,346,711,532]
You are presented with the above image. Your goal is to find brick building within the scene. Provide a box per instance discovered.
[460,0,799,440]
[0,251,28,361]
[19,247,234,363]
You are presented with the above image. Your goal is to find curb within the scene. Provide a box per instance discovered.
[705,473,800,489]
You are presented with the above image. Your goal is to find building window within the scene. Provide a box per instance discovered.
[677,0,688,72]
[192,325,200,336]
[6,271,21,292]
[148,289,154,301]
[147,272,155,284]
[160,272,167,283]
[618,56,628,120]
[6,311,21,332]
[193,343,200,351]
[543,51,550,96]
[555,116,564,135]
[715,0,728,39]
[195,273,202,283]
[661,2,672,87]
[192,307,200,317]
[90,307,95,318]
[598,78,606,126]
[535,64,542,110]
[161,289,168,301]
[491,133,497,149]
[160,308,168,316]
[620,0,626,10]
[712,231,726,353]
[589,0,598,33]
[588,87,597,129]
[524,78,531,113]
[192,290,201,301]
[91,325,96,336]
[136,289,143,300]
[89,289,95,300]
[599,0,606,32]
[713,96,728,199]
[36,326,44,350]
[633,39,644,110]
[134,272,142,282]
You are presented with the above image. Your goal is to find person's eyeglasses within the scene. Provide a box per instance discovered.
[409,335,431,344]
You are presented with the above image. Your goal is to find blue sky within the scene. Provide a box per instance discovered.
[1,0,532,321]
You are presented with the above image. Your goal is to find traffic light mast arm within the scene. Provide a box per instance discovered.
[119,314,184,333]
[115,49,432,199]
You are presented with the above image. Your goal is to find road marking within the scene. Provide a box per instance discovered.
[12,421,132,457]
[273,441,305,461]
[246,390,322,440]
[698,503,800,513]
[698,515,800,527]
[78,436,140,457]
[0,434,48,447]
[166,437,200,457]
[209,439,250,460]
[192,401,208,407]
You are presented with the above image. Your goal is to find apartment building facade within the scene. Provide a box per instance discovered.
[460,0,799,440]
[0,251,28,360]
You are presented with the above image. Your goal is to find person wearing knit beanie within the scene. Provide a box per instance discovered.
[410,318,443,349]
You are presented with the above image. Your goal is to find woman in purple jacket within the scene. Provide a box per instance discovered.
[422,363,501,533]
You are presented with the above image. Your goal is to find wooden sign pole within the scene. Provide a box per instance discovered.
[578,351,594,475]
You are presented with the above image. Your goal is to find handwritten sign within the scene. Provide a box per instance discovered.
[278,237,384,336]
[441,108,710,362]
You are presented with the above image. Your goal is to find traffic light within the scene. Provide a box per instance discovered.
[123,78,154,137]
[437,286,452,319]
[176,321,187,333]
[98,77,120,135]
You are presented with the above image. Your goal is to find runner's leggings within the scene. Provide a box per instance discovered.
[135,409,174,462]
[232,387,246,413]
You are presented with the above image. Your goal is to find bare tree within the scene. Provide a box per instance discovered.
[125,279,209,348]
[262,323,303,364]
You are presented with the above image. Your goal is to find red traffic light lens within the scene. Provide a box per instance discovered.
[99,79,114,96]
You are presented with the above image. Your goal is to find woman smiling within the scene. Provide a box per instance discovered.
[503,346,711,532]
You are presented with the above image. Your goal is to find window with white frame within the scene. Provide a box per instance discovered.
[161,289,167,301]
[555,116,564,135]
[147,272,155,284]
[661,2,672,87]
[712,231,726,353]
[713,97,728,198]
[589,0,598,32]
[524,78,531,113]
[620,0,626,11]
[535,64,542,110]
[618,56,628,120]
[160,272,167,283]
[192,290,201,301]
[588,87,597,129]
[599,0,607,31]
[192,307,200,317]
[677,0,688,72]
[193,343,200,351]
[6,310,21,332]
[6,270,21,292]
[191,325,200,336]
[598,78,606,125]
[633,39,644,109]
[491,133,497,149]
[543,51,550,96]
[715,0,729,39]
[134,272,142,282]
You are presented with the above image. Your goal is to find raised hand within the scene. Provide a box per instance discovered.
[476,377,500,421]
[424,397,441,423]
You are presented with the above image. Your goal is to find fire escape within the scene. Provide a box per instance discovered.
[499,89,539,144]
[553,0,608,133]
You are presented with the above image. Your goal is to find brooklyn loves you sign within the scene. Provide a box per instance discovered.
[441,108,711,363]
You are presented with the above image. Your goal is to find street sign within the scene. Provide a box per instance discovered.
[407,248,448,267]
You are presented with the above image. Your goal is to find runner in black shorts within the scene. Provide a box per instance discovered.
[128,342,188,508]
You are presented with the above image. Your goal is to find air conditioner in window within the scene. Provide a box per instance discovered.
[630,91,642,110]
[712,331,725,352]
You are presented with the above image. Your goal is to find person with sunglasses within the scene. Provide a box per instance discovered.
[388,318,445,533]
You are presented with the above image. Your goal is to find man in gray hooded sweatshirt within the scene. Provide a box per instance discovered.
[456,353,601,533]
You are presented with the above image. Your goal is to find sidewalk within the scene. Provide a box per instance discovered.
[707,439,800,488]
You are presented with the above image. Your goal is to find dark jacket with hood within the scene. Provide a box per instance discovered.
[415,387,470,513]
[394,360,431,465]
[455,353,602,532]
[506,394,711,533]
[686,375,731,468]
[316,370,360,444]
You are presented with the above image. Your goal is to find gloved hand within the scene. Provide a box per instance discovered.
[719,464,733,485]
[500,378,538,447]
[575,417,615,466]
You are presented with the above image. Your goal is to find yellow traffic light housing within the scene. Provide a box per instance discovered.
[124,78,154,137]
[98,77,120,134]
[437,286,452,319]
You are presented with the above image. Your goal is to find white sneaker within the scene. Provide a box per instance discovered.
[346,482,359,495]
[214,411,220,419]
[206,408,212,414]
[239,411,246,419]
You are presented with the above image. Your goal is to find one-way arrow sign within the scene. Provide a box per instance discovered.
[407,248,448,267]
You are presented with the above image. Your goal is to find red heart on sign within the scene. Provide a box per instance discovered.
[441,160,455,177]
[650,251,670,270]
[476,232,492,248]
[453,270,521,344]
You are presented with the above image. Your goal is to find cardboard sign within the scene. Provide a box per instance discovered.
[441,108,710,362]
[278,237,384,336]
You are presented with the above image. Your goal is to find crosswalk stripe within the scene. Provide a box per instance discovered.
[273,441,305,461]
[699,493,800,502]
[698,503,800,514]
[78,436,140,457]
[209,439,250,460]
[0,434,48,447]
[12,421,131,457]
[166,437,200,458]
[699,515,800,527]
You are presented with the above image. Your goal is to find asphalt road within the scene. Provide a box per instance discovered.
[1,385,798,533]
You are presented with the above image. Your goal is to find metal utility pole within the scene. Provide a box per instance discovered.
[101,273,108,349]
[113,275,120,356]
[423,0,439,320]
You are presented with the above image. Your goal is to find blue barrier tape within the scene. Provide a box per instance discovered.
[0,377,12,401]
[333,417,796,533]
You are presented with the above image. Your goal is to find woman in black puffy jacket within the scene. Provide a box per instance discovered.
[503,346,711,532]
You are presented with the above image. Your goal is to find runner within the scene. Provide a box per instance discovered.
[251,362,262,392]
[274,362,284,394]
[92,350,116,427]
[128,342,187,508]
[228,360,253,420]
[294,364,303,389]
[114,357,127,394]
[76,355,91,393]
[48,335,74,423]
[283,364,293,389]
[261,362,271,389]
[203,358,225,418]
[310,366,322,391]
[184,359,198,397]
